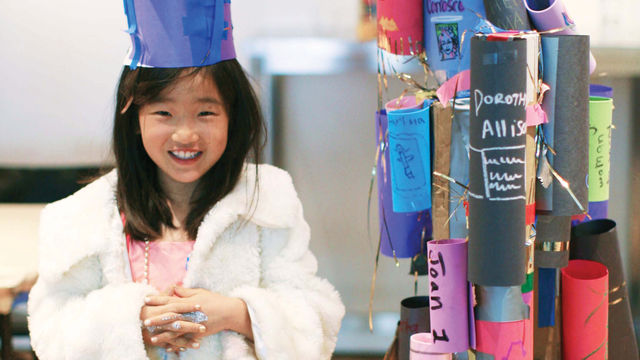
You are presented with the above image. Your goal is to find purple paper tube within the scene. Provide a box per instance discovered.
[590,84,613,99]
[426,239,469,353]
[571,200,609,226]
[376,110,432,258]
[524,0,596,74]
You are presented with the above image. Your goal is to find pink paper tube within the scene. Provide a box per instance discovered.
[377,0,424,55]
[561,259,609,360]
[426,239,469,353]
[410,333,453,360]
[475,319,530,359]
[524,0,596,73]
[386,95,425,113]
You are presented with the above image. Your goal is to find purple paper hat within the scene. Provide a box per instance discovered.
[123,0,236,69]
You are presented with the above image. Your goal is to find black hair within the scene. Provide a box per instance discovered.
[113,59,265,240]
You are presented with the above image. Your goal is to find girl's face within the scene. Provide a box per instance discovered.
[138,72,229,185]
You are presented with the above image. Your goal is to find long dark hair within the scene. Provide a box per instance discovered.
[113,59,265,240]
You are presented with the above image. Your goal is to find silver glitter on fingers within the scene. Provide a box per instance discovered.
[171,321,182,330]
[161,314,180,322]
[182,311,208,324]
[146,325,160,333]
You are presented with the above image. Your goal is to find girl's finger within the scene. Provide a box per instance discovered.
[143,312,183,328]
[161,321,206,334]
[144,295,172,306]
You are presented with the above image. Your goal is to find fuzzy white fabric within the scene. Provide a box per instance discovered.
[28,164,345,360]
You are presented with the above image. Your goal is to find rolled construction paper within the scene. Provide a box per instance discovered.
[590,84,613,99]
[424,0,488,82]
[431,102,453,240]
[475,285,529,322]
[386,95,426,113]
[410,333,453,360]
[376,110,432,258]
[570,219,639,359]
[483,0,532,30]
[534,215,571,268]
[448,99,470,239]
[475,319,530,359]
[387,106,433,213]
[426,239,469,352]
[588,96,614,203]
[400,296,431,360]
[378,0,424,55]
[533,267,562,359]
[561,259,608,360]
[468,35,528,286]
[535,35,589,216]
[524,0,596,73]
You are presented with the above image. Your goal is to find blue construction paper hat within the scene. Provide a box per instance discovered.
[123,0,236,69]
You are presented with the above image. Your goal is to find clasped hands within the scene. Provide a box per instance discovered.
[140,286,252,352]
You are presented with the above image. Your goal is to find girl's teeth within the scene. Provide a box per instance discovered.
[171,151,199,160]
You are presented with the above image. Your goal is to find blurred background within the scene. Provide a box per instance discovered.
[1,0,639,357]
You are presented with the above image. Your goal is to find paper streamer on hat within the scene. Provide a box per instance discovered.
[124,0,236,68]
[376,110,432,258]
[400,296,431,360]
[424,0,489,83]
[570,219,639,359]
[378,0,424,55]
[410,333,453,360]
[534,215,571,268]
[561,260,609,360]
[426,239,469,353]
[431,103,453,240]
[387,105,433,213]
[535,35,589,216]
[468,35,527,286]
[448,100,470,240]
[524,0,596,74]
[483,0,532,30]
[533,268,562,358]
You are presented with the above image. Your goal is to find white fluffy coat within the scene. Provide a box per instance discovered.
[28,164,345,360]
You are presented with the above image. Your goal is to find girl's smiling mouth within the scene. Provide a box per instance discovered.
[168,150,203,161]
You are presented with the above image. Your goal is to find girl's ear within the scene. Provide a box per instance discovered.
[121,97,134,114]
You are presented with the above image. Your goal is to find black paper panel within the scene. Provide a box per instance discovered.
[468,36,527,286]
[534,215,571,268]
[483,0,533,30]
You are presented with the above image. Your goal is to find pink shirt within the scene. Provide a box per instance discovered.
[126,235,194,293]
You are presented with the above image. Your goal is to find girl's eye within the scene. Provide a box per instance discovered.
[198,111,217,117]
[153,111,172,116]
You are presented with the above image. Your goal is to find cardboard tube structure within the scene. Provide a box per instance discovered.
[399,296,431,360]
[483,0,532,30]
[431,102,453,240]
[561,259,608,360]
[535,215,571,268]
[468,35,527,286]
[378,0,424,55]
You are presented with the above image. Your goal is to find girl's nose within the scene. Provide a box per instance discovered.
[171,123,199,144]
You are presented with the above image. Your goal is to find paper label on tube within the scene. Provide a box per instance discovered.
[388,106,432,213]
[588,96,613,202]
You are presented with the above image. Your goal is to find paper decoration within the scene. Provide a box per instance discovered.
[123,0,236,68]
[483,0,532,30]
[388,106,433,213]
[571,219,639,359]
[475,319,531,359]
[535,35,589,216]
[435,70,470,106]
[426,239,469,352]
[588,96,614,203]
[431,102,454,240]
[590,84,613,99]
[561,259,608,360]
[378,0,424,55]
[534,215,571,268]
[376,110,432,258]
[387,95,426,113]
[448,101,471,239]
[424,0,488,82]
[400,296,431,360]
[468,35,528,286]
[410,333,453,359]
[524,0,597,73]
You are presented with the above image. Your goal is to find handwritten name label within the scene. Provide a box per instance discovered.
[474,90,527,117]
[425,0,465,14]
[429,249,450,344]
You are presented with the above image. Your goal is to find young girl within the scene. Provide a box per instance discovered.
[27,1,344,359]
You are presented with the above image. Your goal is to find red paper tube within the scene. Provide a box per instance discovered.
[561,259,608,360]
[377,0,424,55]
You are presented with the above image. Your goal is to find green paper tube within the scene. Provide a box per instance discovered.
[588,96,613,202]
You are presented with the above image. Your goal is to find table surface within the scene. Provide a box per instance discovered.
[0,203,44,314]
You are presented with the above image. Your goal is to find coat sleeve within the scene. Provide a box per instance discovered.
[27,205,155,360]
[229,199,345,360]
